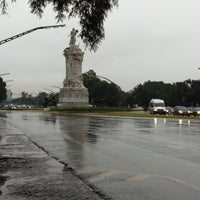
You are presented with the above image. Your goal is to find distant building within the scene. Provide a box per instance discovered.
[6,89,12,102]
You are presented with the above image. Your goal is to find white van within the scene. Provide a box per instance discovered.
[149,99,166,114]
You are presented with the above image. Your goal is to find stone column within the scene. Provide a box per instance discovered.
[57,29,90,107]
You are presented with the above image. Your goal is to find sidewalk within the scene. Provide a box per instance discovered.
[0,124,106,200]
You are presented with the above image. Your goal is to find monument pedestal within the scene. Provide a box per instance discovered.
[57,29,90,108]
[57,87,90,107]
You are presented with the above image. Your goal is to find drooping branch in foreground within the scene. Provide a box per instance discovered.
[0,0,118,50]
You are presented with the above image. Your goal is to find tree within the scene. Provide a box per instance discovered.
[189,80,200,106]
[46,92,59,107]
[129,81,175,109]
[83,69,124,107]
[172,81,191,106]
[82,69,102,105]
[128,79,200,108]
[34,92,48,107]
[0,0,118,50]
[21,91,28,104]
[0,77,7,102]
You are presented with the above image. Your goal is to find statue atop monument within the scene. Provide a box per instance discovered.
[69,28,78,47]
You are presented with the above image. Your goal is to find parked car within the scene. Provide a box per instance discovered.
[190,107,200,116]
[187,107,195,116]
[173,106,190,116]
[166,106,173,115]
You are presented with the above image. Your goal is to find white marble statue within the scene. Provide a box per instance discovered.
[58,28,90,107]
[69,28,78,47]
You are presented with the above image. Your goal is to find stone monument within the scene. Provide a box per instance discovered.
[57,28,90,107]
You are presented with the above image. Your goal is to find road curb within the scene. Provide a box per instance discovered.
[0,132,107,200]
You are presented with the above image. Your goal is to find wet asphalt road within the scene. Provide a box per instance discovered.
[1,111,200,200]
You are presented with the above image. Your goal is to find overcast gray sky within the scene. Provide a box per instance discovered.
[1,0,200,98]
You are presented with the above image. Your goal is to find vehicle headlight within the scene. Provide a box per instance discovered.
[197,111,200,114]
[179,111,183,114]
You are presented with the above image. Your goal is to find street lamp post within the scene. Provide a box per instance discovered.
[0,25,65,46]
[51,85,61,89]
[0,73,10,77]
[43,88,55,94]
[4,79,14,83]
[97,75,121,90]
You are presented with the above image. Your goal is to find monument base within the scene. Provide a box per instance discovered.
[57,87,90,108]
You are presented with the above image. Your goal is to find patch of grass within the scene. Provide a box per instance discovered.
[49,107,200,119]
[49,106,130,112]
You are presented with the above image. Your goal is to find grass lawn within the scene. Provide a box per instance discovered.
[49,107,200,119]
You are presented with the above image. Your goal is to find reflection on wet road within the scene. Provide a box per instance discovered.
[1,111,200,199]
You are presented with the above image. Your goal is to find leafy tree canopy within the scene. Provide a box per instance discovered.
[128,79,200,108]
[0,0,118,50]
[83,69,125,107]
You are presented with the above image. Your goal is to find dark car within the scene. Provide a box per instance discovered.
[187,107,195,116]
[166,106,173,115]
[190,107,200,116]
[173,106,190,116]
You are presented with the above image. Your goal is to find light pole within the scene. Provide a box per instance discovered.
[51,85,61,89]
[43,88,55,94]
[97,75,121,90]
[0,73,10,77]
[0,25,65,46]
[4,79,14,83]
